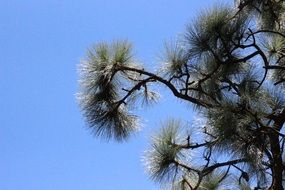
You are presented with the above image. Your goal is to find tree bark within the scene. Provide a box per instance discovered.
[268,133,284,190]
[268,110,285,189]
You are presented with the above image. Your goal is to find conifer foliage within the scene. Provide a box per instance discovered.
[78,1,285,189]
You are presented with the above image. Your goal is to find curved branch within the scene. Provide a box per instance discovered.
[202,158,247,176]
[114,77,155,109]
[118,65,213,108]
[248,30,285,39]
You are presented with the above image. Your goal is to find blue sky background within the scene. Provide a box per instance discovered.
[1,1,231,190]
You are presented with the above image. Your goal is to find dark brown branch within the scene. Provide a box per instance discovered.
[219,165,231,183]
[175,160,200,174]
[118,65,213,108]
[248,30,285,39]
[177,140,216,149]
[267,109,285,189]
[114,77,154,109]
[274,78,285,85]
[202,158,247,176]
[264,65,285,70]
[221,78,241,96]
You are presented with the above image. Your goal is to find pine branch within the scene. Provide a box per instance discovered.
[202,158,247,176]
[118,65,214,108]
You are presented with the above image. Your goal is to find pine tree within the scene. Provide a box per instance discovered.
[78,1,285,189]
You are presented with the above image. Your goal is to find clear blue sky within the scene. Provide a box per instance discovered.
[1,1,230,190]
